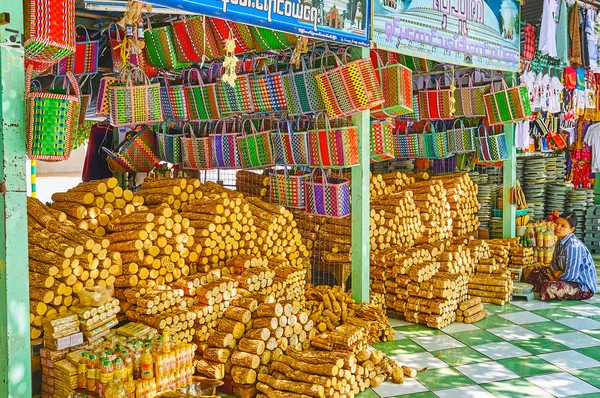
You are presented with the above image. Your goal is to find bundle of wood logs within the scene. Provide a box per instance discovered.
[123,285,196,344]
[70,298,120,342]
[49,178,144,237]
[256,347,410,398]
[27,197,122,340]
[433,173,480,236]
[405,179,453,244]
[456,296,488,324]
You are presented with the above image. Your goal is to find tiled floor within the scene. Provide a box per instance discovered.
[362,298,600,398]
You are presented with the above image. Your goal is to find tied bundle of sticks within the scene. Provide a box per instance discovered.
[289,210,323,268]
[370,171,418,196]
[466,239,514,305]
[370,246,434,314]
[195,295,257,381]
[71,298,120,342]
[179,268,239,344]
[456,296,488,324]
[27,197,122,340]
[135,177,201,212]
[432,173,481,236]
[404,272,468,329]
[405,179,453,244]
[236,170,269,199]
[256,348,409,398]
[49,178,144,237]
[225,297,316,397]
[123,285,197,344]
[108,203,194,290]
[510,245,535,269]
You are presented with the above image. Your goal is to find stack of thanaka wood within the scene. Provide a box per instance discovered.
[456,296,488,324]
[405,179,453,244]
[134,177,201,212]
[509,245,535,269]
[256,348,409,398]
[433,173,480,236]
[236,170,269,199]
[123,285,196,344]
[70,298,120,342]
[467,241,514,305]
[195,295,257,381]
[108,204,194,288]
[49,178,144,237]
[27,197,122,340]
[289,210,322,264]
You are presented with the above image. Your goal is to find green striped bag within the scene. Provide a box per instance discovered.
[237,119,274,169]
[185,69,220,121]
[144,19,191,71]
[156,123,183,164]
[250,26,297,52]
[483,77,531,125]
[283,59,326,116]
[26,66,80,161]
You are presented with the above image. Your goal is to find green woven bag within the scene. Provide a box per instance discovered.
[250,26,297,52]
[144,19,191,71]
[26,66,80,161]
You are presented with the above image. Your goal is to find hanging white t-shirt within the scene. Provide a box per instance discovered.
[549,76,564,113]
[539,0,560,57]
[515,121,531,150]
[584,123,600,172]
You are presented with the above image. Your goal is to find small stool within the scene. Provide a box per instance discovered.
[511,282,534,302]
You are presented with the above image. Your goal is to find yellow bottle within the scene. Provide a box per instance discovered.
[140,344,154,380]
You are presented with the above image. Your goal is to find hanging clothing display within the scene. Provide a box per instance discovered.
[556,0,571,65]
[570,2,583,65]
[583,122,600,172]
[540,0,560,57]
[587,8,598,70]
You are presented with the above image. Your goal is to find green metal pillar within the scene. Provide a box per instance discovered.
[0,1,32,397]
[502,123,516,238]
[595,178,599,206]
[351,47,370,304]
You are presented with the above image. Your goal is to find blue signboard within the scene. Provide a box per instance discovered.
[373,0,521,71]
[150,0,371,46]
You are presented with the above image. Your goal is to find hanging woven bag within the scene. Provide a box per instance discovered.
[144,18,191,71]
[308,113,359,168]
[55,25,100,76]
[180,122,213,170]
[370,50,414,119]
[304,168,351,218]
[24,0,75,63]
[172,15,222,62]
[26,66,80,161]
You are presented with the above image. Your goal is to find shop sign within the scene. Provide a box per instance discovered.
[153,0,371,47]
[373,0,521,71]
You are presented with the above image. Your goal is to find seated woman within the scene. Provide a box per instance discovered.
[527,212,597,300]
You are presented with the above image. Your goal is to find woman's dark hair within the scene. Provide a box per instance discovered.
[560,212,578,229]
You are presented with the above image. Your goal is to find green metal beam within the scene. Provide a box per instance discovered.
[502,123,516,238]
[351,47,370,304]
[0,0,31,396]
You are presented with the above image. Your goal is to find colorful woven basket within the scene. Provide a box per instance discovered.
[237,119,275,169]
[398,93,420,121]
[308,114,359,168]
[449,119,476,154]
[160,74,189,121]
[270,168,310,209]
[210,119,241,169]
[270,118,309,166]
[250,26,297,52]
[156,124,183,164]
[483,77,532,125]
[476,125,509,161]
[217,75,254,115]
[397,55,437,72]
[180,123,212,170]
[172,15,222,63]
[144,20,191,71]
[394,131,420,159]
[250,64,288,113]
[370,120,395,162]
[418,78,454,120]
[26,67,80,161]
[105,124,160,173]
[305,168,351,218]
[315,52,384,119]
[454,74,486,118]
[185,69,220,121]
[55,26,99,76]
[370,50,414,119]
[282,59,326,116]
[209,18,254,54]
[95,76,116,116]
[108,67,163,127]
[24,0,75,63]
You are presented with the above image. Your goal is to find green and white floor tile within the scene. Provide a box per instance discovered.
[361,298,600,398]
